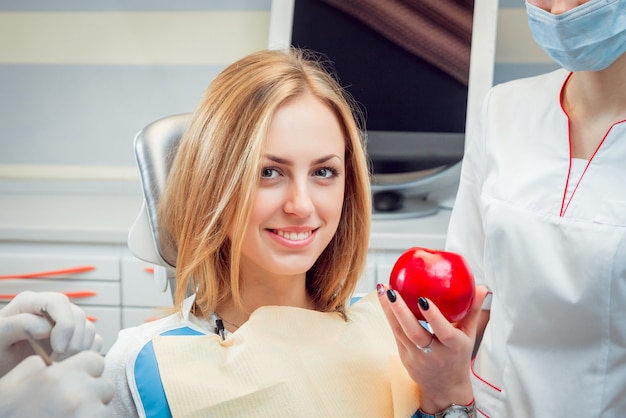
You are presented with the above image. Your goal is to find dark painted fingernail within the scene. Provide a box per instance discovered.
[386,289,397,303]
[418,297,429,311]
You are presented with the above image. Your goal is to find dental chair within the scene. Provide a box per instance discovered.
[126,113,202,418]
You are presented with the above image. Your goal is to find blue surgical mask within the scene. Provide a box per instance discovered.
[526,0,626,71]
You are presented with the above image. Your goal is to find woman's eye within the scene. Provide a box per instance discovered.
[261,168,279,178]
[314,167,339,179]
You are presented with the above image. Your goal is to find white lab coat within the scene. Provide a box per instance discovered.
[446,69,626,417]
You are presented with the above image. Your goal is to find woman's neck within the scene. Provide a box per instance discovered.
[215,271,315,332]
[564,53,626,118]
[562,54,626,159]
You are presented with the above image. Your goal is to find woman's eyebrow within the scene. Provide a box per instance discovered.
[264,154,343,165]
[265,155,290,165]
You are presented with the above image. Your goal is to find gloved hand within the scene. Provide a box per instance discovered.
[0,291,103,377]
[0,351,114,417]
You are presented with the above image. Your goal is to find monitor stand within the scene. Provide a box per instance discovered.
[371,193,439,220]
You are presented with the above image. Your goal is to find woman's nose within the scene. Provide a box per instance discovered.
[283,181,314,217]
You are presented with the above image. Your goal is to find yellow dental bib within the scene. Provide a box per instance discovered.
[152,291,420,417]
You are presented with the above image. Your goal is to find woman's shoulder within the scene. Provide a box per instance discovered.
[490,68,569,99]
[107,312,209,359]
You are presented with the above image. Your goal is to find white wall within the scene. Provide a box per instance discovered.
[0,0,557,181]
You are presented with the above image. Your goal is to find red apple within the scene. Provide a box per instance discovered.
[389,247,475,322]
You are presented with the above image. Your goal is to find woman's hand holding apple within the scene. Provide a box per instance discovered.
[378,247,487,413]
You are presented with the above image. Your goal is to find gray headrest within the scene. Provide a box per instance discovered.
[133,113,192,267]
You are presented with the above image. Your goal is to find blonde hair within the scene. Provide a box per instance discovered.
[159,49,371,317]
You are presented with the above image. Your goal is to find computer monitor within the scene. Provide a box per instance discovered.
[268,0,498,219]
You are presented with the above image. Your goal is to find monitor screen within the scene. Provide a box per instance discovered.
[268,0,497,218]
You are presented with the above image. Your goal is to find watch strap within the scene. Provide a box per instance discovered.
[415,399,476,418]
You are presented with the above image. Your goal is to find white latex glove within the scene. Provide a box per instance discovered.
[0,291,103,376]
[0,351,114,417]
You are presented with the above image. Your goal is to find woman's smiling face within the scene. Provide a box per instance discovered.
[237,92,346,280]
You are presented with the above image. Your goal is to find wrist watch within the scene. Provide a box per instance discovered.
[416,400,476,418]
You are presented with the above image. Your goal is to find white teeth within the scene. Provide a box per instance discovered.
[276,230,312,241]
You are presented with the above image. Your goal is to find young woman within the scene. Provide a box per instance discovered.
[105,49,486,418]
[446,0,626,416]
